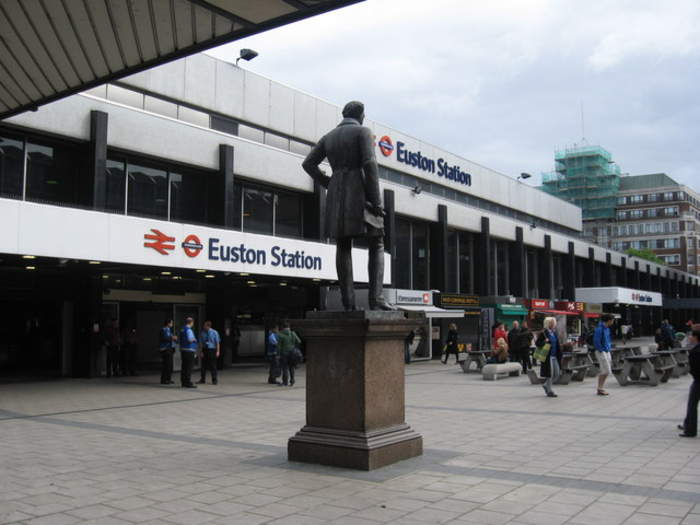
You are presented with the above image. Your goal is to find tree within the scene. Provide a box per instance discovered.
[626,248,664,265]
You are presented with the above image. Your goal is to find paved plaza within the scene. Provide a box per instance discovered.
[1,359,698,525]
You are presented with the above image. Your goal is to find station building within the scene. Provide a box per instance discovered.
[1,53,699,378]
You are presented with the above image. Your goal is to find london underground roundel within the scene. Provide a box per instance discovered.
[378,135,394,157]
[182,234,203,258]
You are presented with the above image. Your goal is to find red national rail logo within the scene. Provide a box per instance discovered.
[144,229,175,255]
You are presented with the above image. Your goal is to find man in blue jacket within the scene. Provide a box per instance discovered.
[179,317,198,388]
[594,314,615,396]
[198,320,221,385]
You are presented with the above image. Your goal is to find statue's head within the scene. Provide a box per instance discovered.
[342,100,364,124]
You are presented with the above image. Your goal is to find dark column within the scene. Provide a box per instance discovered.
[655,267,662,293]
[219,145,236,227]
[585,248,596,287]
[539,235,554,299]
[643,264,652,291]
[430,204,448,292]
[563,241,576,300]
[510,227,527,297]
[383,189,396,287]
[603,253,613,286]
[72,271,103,378]
[633,261,641,289]
[619,257,628,287]
[674,273,681,298]
[477,217,492,296]
[89,110,109,210]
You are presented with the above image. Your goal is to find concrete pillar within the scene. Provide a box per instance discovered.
[586,247,596,287]
[643,264,652,291]
[218,145,237,228]
[539,235,554,299]
[477,217,493,296]
[509,227,526,297]
[563,241,576,300]
[633,261,641,289]
[431,204,448,292]
[603,252,614,286]
[619,257,628,287]
[89,110,108,210]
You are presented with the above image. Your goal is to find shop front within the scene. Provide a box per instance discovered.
[576,287,663,337]
[434,293,481,351]
[384,289,464,361]
[526,299,581,343]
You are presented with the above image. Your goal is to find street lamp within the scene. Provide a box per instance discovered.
[517,172,532,182]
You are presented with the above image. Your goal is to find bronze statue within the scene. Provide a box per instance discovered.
[303,101,394,311]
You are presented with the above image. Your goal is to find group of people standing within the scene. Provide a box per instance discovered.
[158,317,221,388]
[103,320,138,378]
[266,322,303,387]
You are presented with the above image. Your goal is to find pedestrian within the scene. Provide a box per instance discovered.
[267,325,280,385]
[594,314,615,396]
[661,319,675,350]
[404,329,415,364]
[488,338,509,364]
[159,319,176,385]
[442,323,460,364]
[620,323,629,345]
[198,320,220,385]
[536,316,561,398]
[179,317,197,388]
[678,323,699,438]
[516,320,533,371]
[104,319,121,378]
[123,325,138,376]
[507,321,520,362]
[277,321,302,387]
[493,322,507,350]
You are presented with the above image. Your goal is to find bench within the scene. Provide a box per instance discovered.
[650,352,677,383]
[613,353,676,386]
[482,362,522,380]
[459,350,490,373]
[527,369,545,384]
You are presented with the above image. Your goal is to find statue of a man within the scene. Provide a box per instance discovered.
[302,101,394,311]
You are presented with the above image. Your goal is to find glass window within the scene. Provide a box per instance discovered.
[25,141,80,205]
[264,132,289,151]
[170,171,208,224]
[178,106,209,127]
[238,124,265,143]
[648,208,657,217]
[447,230,458,293]
[664,192,674,201]
[631,195,643,203]
[105,159,126,213]
[617,196,627,205]
[290,140,311,156]
[648,193,658,202]
[412,222,429,290]
[243,187,273,234]
[395,218,411,289]
[275,191,302,238]
[210,115,239,136]
[0,134,24,198]
[127,163,168,219]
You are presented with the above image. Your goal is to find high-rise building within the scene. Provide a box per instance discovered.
[541,145,621,246]
[611,173,700,276]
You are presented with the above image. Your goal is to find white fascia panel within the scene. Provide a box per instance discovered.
[315,100,340,141]
[242,73,270,127]
[214,59,245,120]
[184,55,217,109]
[292,90,316,142]
[269,82,294,137]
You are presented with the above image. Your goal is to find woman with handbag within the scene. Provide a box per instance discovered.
[535,317,562,398]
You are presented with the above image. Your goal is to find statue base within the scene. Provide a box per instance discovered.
[288,311,423,470]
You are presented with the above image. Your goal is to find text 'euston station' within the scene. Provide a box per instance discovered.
[208,238,322,270]
[396,141,472,186]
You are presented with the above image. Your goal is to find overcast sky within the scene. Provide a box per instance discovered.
[206,0,700,190]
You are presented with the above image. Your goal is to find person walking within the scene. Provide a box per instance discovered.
[179,317,198,388]
[661,319,676,350]
[593,314,615,396]
[266,325,280,385]
[507,321,520,362]
[198,321,221,385]
[277,321,302,387]
[678,324,700,438]
[442,323,460,364]
[516,320,533,371]
[104,319,121,378]
[159,319,176,385]
[536,317,561,398]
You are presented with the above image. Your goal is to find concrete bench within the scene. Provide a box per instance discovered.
[459,351,490,373]
[556,352,593,385]
[482,362,522,381]
[614,354,675,387]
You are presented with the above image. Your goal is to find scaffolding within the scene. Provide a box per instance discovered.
[541,145,621,220]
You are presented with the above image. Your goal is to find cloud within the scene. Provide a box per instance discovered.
[206,0,700,192]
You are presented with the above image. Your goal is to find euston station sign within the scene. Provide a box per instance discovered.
[378,135,473,187]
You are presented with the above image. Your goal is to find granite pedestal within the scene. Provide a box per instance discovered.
[288,310,423,470]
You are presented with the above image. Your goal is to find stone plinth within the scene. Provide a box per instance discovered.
[288,310,423,470]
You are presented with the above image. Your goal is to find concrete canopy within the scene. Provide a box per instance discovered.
[0,0,362,120]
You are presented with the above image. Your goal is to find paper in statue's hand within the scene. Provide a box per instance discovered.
[363,202,385,229]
